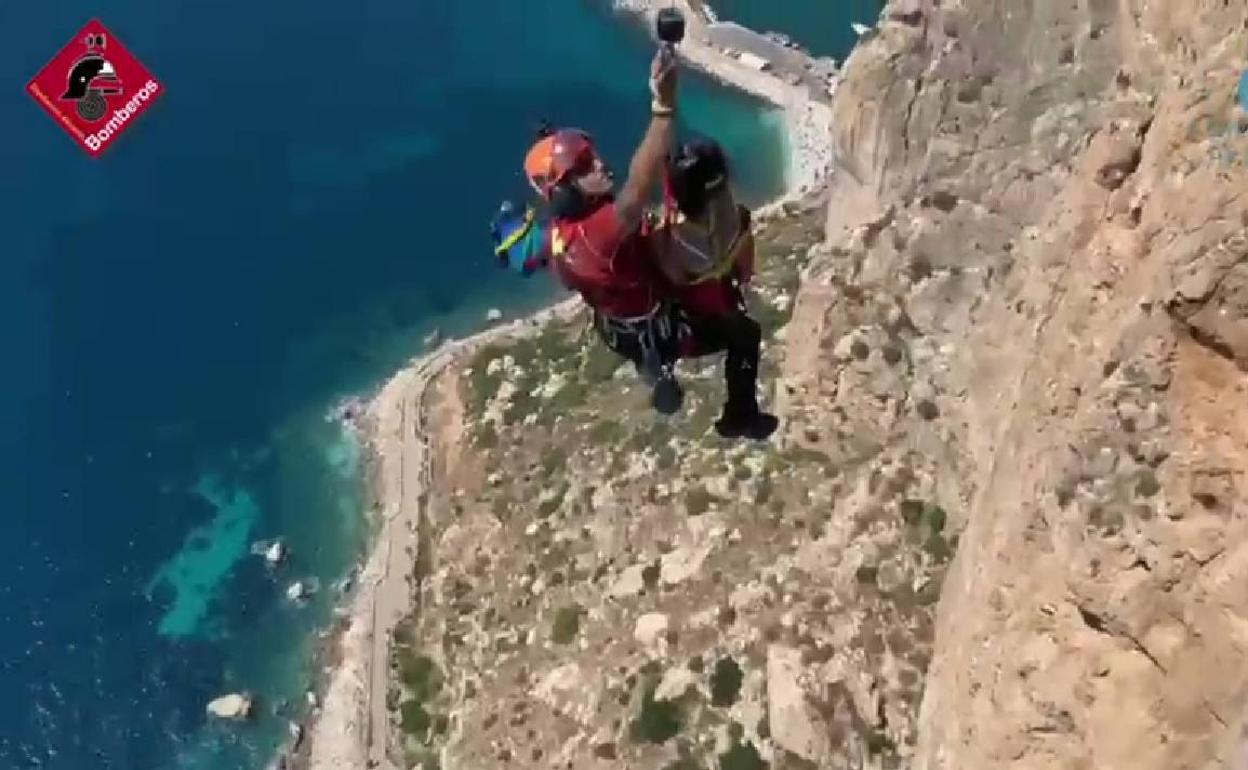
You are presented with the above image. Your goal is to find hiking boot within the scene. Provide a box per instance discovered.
[714,406,778,440]
[651,372,684,415]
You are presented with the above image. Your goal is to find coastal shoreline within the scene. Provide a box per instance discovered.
[295,4,843,768]
[611,0,837,197]
[298,300,583,770]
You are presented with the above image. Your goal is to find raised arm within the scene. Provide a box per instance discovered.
[615,47,679,229]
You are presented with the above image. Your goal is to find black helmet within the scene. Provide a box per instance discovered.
[62,55,110,100]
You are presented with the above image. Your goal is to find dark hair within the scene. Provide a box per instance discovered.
[667,136,729,220]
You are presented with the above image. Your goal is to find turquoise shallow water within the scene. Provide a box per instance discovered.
[708,0,884,58]
[0,1,789,768]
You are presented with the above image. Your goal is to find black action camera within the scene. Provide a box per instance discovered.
[656,7,686,44]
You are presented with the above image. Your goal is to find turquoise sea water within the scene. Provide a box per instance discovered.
[0,1,791,768]
[708,0,884,58]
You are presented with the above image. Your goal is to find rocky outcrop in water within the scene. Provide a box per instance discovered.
[207,693,253,721]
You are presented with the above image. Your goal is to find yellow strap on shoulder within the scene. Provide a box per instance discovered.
[685,202,748,284]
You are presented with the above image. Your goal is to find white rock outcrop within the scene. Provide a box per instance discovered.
[766,645,828,763]
[206,692,253,721]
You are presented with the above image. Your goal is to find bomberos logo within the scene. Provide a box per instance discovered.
[26,19,164,157]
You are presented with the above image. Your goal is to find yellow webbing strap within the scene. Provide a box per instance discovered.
[494,208,536,256]
[668,204,751,284]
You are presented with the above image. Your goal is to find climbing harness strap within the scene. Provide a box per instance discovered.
[594,302,682,382]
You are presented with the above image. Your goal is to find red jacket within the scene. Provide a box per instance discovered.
[550,202,665,319]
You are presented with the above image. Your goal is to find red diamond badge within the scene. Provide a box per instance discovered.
[26,19,164,157]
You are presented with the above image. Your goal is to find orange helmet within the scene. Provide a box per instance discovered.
[523,128,598,199]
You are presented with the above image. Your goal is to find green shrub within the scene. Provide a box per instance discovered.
[502,383,539,426]
[709,658,744,707]
[685,484,713,516]
[397,652,441,702]
[919,503,947,535]
[551,605,581,644]
[656,444,677,470]
[475,423,498,449]
[642,560,662,589]
[719,739,766,770]
[550,376,590,411]
[855,565,878,586]
[400,699,431,737]
[583,342,623,383]
[589,419,623,444]
[923,533,954,564]
[465,348,506,416]
[540,446,568,477]
[865,730,896,756]
[630,684,681,744]
[529,324,578,366]
[393,623,415,648]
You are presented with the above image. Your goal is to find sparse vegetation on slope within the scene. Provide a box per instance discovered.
[378,201,959,769]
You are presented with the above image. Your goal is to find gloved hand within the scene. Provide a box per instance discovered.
[649,46,678,113]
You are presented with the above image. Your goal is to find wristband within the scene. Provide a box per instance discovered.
[651,100,675,117]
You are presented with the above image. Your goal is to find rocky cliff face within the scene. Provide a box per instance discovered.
[799,0,1248,768]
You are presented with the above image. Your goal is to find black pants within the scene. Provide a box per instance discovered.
[680,305,762,415]
[594,299,762,415]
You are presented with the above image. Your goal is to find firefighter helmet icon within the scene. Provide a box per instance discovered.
[61,33,123,122]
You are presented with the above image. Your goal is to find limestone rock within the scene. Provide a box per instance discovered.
[654,666,697,702]
[532,663,600,726]
[609,564,647,598]
[538,372,567,400]
[634,613,669,650]
[766,646,828,763]
[659,544,712,586]
[816,3,1248,770]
